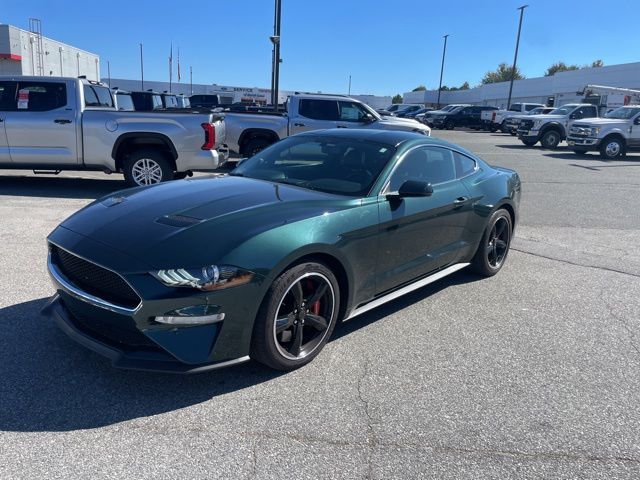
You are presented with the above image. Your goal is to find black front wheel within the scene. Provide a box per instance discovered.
[599,137,625,159]
[251,262,340,370]
[540,130,561,149]
[470,209,513,277]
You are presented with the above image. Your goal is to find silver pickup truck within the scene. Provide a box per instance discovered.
[0,76,228,186]
[224,93,431,156]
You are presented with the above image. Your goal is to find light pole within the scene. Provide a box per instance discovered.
[107,60,111,87]
[58,46,64,76]
[436,34,449,109]
[139,43,144,90]
[506,5,528,110]
[270,0,282,111]
[348,75,351,95]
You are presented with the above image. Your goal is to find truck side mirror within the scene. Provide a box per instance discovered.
[635,117,640,125]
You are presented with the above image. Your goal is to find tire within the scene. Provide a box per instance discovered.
[250,262,340,370]
[571,149,589,156]
[540,130,561,149]
[470,208,513,277]
[445,120,455,130]
[499,121,507,133]
[489,125,498,133]
[242,137,273,157]
[521,139,537,147]
[599,136,626,159]
[123,150,173,187]
[173,171,190,180]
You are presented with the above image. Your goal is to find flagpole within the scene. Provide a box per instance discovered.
[169,43,173,93]
[139,43,144,90]
[190,66,193,95]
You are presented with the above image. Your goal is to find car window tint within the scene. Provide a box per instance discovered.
[454,151,476,178]
[387,147,456,191]
[0,81,17,110]
[91,86,113,107]
[299,99,339,120]
[15,81,67,111]
[115,93,135,111]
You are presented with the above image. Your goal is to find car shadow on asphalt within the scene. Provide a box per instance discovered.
[0,272,480,433]
[543,153,640,164]
[496,144,567,151]
[0,175,128,199]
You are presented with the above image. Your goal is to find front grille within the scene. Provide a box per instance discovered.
[62,295,158,351]
[519,119,534,129]
[50,244,141,309]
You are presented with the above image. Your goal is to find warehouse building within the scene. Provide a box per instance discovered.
[403,61,640,108]
[0,23,100,80]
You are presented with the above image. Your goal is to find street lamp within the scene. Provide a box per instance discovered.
[436,34,449,109]
[506,5,528,110]
[270,0,282,111]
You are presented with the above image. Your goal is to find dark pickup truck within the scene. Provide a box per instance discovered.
[431,105,498,130]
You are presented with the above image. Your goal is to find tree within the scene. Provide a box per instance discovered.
[459,81,470,90]
[412,85,427,91]
[392,94,403,104]
[440,81,469,92]
[591,59,604,68]
[544,61,579,76]
[482,63,524,84]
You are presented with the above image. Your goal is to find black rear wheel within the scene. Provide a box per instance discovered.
[251,262,340,370]
[521,139,537,147]
[243,137,273,157]
[541,130,561,149]
[599,136,625,159]
[470,209,513,277]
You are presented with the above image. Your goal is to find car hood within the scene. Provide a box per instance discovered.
[525,114,566,121]
[571,118,626,126]
[375,116,431,134]
[58,176,356,268]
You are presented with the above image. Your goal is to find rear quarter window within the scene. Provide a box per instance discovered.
[13,81,67,111]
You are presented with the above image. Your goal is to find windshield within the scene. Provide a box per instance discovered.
[528,108,544,115]
[231,135,396,197]
[549,105,575,116]
[508,104,521,112]
[441,105,459,112]
[604,107,640,119]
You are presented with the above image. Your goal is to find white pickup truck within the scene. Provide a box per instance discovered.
[517,103,599,148]
[481,102,545,132]
[567,105,640,159]
[223,94,431,156]
[0,76,228,186]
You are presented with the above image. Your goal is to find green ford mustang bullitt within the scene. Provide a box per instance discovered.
[43,129,520,372]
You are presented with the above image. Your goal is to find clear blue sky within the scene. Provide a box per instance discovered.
[3,0,639,96]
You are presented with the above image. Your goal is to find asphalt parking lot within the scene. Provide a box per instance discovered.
[1,131,639,479]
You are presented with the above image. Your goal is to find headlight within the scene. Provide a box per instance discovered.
[152,265,254,291]
[533,120,543,129]
[590,127,600,136]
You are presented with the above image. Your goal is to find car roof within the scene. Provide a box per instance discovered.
[295,128,457,149]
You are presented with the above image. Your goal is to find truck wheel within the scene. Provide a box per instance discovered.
[540,130,561,149]
[445,120,455,130]
[599,136,625,159]
[123,150,173,187]
[521,139,537,147]
[243,137,272,157]
[499,121,507,133]
[571,148,589,156]
[489,124,498,133]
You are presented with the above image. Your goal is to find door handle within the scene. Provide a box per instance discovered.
[453,196,468,208]
[54,119,72,124]
[293,122,306,127]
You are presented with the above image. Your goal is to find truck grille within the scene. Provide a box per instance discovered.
[50,244,141,309]
[519,119,534,130]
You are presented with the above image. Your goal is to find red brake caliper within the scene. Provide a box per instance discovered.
[306,280,321,315]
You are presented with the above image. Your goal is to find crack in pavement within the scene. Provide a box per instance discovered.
[356,360,375,479]
[511,248,640,279]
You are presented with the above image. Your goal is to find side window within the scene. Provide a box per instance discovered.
[573,106,598,119]
[15,81,67,111]
[0,81,17,111]
[298,99,339,121]
[386,147,456,192]
[524,104,537,111]
[509,104,521,112]
[454,151,477,178]
[338,101,369,122]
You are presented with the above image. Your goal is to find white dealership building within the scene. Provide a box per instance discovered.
[403,61,640,108]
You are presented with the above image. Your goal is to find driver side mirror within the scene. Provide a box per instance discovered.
[635,117,640,125]
[362,113,376,124]
[388,180,433,200]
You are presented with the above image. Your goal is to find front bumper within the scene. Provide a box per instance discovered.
[567,136,601,147]
[43,229,264,373]
[517,129,540,142]
[42,295,249,373]
[178,147,230,173]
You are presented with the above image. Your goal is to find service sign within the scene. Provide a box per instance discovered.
[17,89,29,109]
